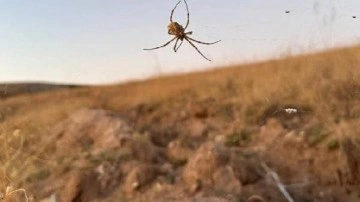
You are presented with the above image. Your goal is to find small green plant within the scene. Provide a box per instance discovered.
[327,138,340,150]
[244,107,257,124]
[305,124,328,147]
[225,129,252,147]
[25,168,51,183]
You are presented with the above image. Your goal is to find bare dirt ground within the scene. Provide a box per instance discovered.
[1,46,360,202]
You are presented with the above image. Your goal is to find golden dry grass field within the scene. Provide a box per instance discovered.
[1,45,360,201]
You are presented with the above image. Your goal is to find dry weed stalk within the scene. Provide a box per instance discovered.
[0,130,28,201]
[261,162,295,202]
[0,186,29,202]
[1,129,23,185]
[3,130,24,172]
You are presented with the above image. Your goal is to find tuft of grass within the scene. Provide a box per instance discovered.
[330,78,360,120]
[217,103,236,121]
[88,149,132,166]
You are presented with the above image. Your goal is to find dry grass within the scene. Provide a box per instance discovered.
[0,44,360,200]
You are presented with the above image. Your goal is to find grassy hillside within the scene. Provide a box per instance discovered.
[1,45,360,201]
[0,83,78,99]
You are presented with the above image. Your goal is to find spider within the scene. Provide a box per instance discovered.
[143,0,221,61]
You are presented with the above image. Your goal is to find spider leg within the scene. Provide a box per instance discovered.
[183,0,190,29]
[170,1,182,23]
[174,39,183,52]
[187,36,221,45]
[143,37,177,50]
[184,37,211,61]
[173,38,179,52]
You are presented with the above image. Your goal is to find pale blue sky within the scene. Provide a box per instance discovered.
[0,0,359,84]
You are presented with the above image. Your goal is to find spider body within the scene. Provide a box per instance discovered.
[168,22,185,38]
[144,0,220,61]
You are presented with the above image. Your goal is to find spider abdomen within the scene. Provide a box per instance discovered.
[168,22,185,38]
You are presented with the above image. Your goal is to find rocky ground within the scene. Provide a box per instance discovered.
[1,46,360,201]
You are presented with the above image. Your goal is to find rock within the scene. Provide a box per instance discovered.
[247,195,265,202]
[60,172,83,202]
[213,166,242,195]
[230,152,262,185]
[257,118,286,150]
[123,164,161,196]
[60,171,104,201]
[178,196,232,202]
[93,161,122,192]
[167,139,193,165]
[54,109,133,156]
[127,134,166,163]
[185,120,208,139]
[182,142,231,193]
[60,165,122,202]
[342,137,360,184]
[148,125,179,147]
[39,193,58,202]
